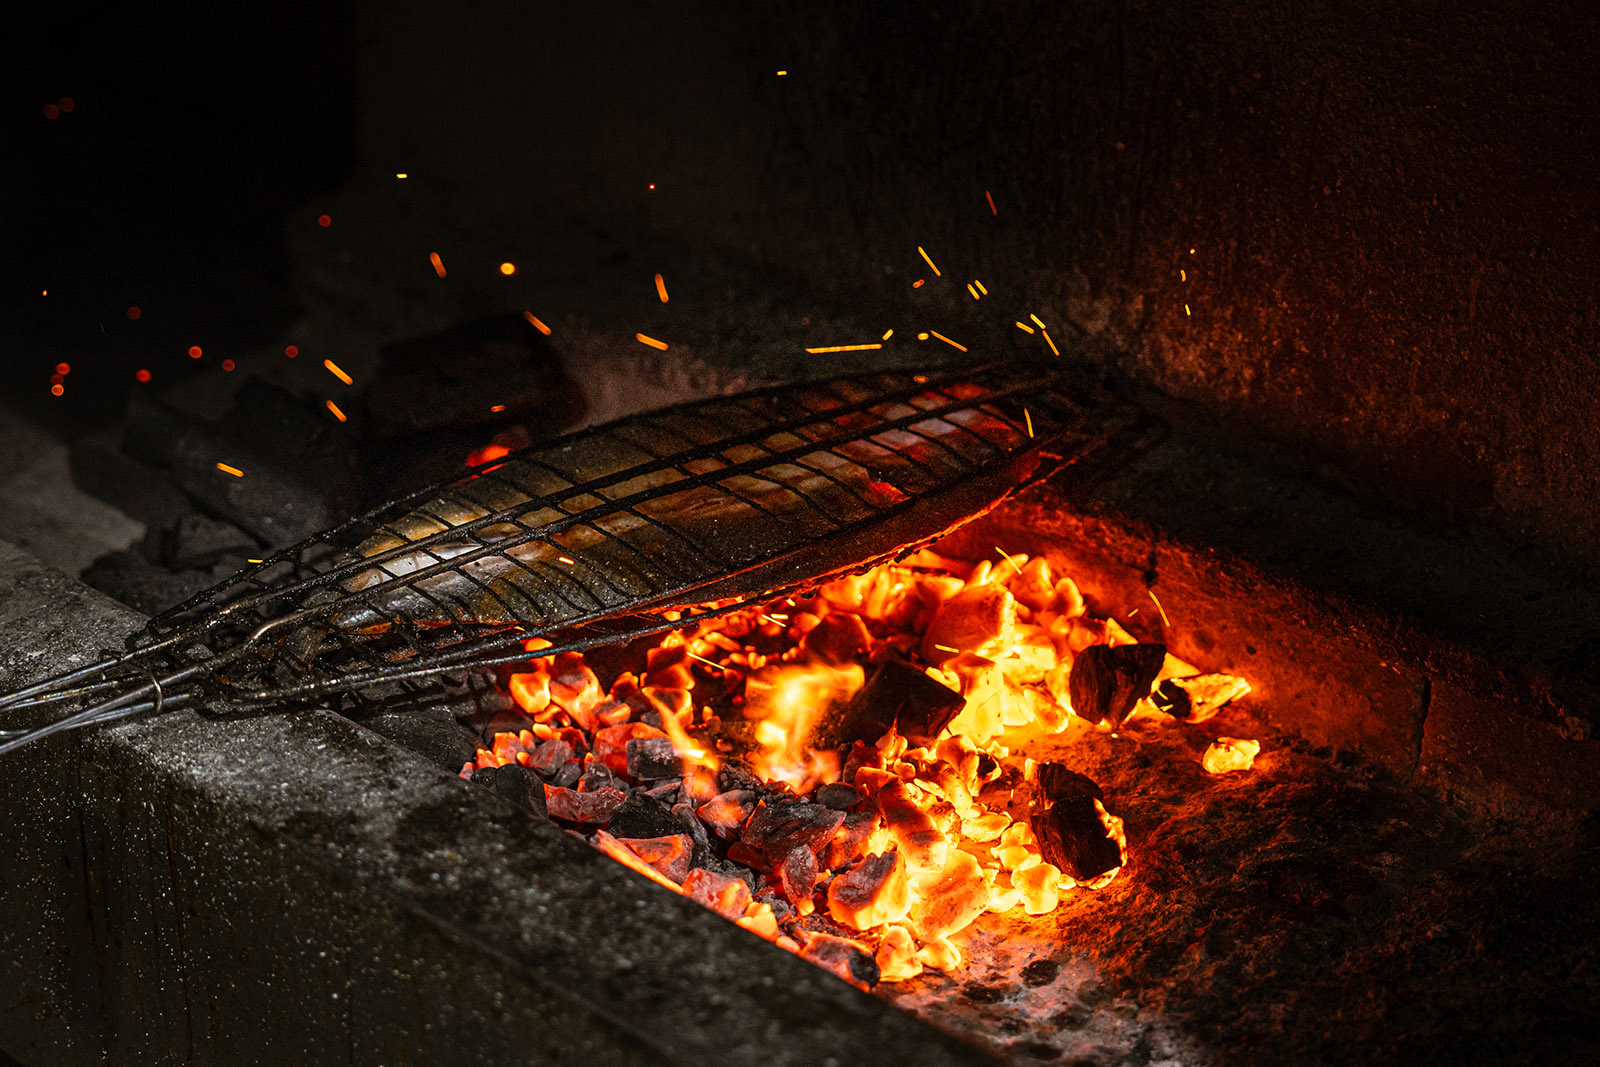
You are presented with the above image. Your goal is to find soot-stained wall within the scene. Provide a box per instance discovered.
[354,0,1600,565]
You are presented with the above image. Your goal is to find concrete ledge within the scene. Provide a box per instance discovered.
[0,541,992,1066]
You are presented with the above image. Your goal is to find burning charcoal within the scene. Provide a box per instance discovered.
[1014,861,1063,915]
[592,721,669,774]
[549,652,604,729]
[801,612,873,665]
[644,644,694,690]
[827,658,964,749]
[821,809,881,871]
[681,867,752,920]
[875,925,923,982]
[1031,795,1123,881]
[827,851,911,930]
[524,738,574,777]
[625,737,682,780]
[920,582,1016,662]
[696,790,757,839]
[777,846,820,906]
[1202,736,1261,773]
[815,782,862,810]
[543,785,627,825]
[876,780,948,873]
[608,793,686,840]
[909,850,989,940]
[732,802,847,870]
[469,764,549,819]
[1170,674,1252,724]
[1067,643,1167,726]
[798,932,880,990]
[614,834,693,883]
[717,758,765,793]
[672,801,714,860]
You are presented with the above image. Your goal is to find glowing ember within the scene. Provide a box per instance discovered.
[463,546,1251,988]
[1202,737,1261,773]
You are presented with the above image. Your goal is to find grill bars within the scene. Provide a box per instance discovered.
[0,362,1130,755]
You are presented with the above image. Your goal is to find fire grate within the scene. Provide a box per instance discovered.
[0,362,1135,754]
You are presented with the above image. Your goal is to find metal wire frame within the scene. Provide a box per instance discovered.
[0,361,1131,755]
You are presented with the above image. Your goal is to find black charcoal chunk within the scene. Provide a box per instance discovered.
[551,760,582,789]
[1067,643,1167,727]
[1032,795,1122,881]
[608,793,685,840]
[470,764,548,819]
[717,758,765,793]
[1035,762,1103,803]
[626,736,682,780]
[1151,678,1194,719]
[824,658,964,748]
[815,782,863,810]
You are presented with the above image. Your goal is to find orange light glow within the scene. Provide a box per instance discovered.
[323,359,353,385]
[776,70,788,76]
[916,246,941,276]
[317,214,331,227]
[215,463,244,478]
[881,329,894,340]
[467,443,511,466]
[188,346,203,359]
[635,333,669,351]
[395,172,408,179]
[912,279,925,288]
[490,404,506,413]
[647,183,656,190]
[43,104,60,120]
[929,330,967,352]
[500,262,516,276]
[126,306,141,320]
[135,369,151,383]
[524,311,551,335]
[985,189,997,215]
[654,273,669,303]
[55,363,70,375]
[285,345,299,358]
[804,343,883,354]
[325,400,347,422]
[429,252,447,277]
[221,359,235,372]
[1202,737,1261,774]
[462,541,1251,987]
[917,332,930,340]
[49,384,63,397]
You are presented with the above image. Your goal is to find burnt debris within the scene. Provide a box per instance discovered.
[1067,643,1167,727]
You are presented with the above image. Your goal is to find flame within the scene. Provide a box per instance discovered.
[743,660,862,791]
[464,541,1252,988]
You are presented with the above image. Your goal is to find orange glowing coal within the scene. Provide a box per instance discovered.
[464,545,1252,987]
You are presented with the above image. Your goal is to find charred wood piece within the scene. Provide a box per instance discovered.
[825,658,964,749]
[1029,767,1121,882]
[1067,643,1167,726]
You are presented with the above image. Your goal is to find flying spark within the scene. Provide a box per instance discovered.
[1015,321,1035,334]
[985,190,998,215]
[429,252,447,277]
[1148,589,1171,628]
[804,343,883,353]
[323,359,354,385]
[929,330,967,352]
[216,463,244,478]
[881,329,894,340]
[325,400,348,423]
[916,246,941,276]
[636,333,669,351]
[524,312,552,335]
[654,273,669,303]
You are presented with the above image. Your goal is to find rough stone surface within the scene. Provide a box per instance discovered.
[0,540,993,1067]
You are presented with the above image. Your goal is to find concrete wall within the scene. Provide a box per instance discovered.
[351,0,1600,565]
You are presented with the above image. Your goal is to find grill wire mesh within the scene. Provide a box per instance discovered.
[0,362,1135,750]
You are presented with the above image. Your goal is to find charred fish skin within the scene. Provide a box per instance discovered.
[0,363,1120,746]
[336,366,1080,632]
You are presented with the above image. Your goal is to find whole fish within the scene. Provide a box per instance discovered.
[0,362,1120,753]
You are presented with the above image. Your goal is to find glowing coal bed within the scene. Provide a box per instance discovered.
[458,543,1252,1004]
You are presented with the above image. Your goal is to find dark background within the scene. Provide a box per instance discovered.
[4,1,1598,561]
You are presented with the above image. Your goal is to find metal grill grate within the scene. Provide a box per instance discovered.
[0,362,1134,754]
